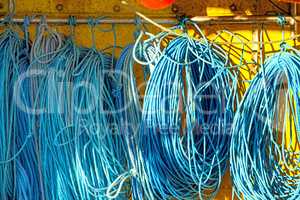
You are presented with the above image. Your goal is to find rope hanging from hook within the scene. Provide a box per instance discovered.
[132,20,240,199]
[0,20,35,200]
[230,43,300,200]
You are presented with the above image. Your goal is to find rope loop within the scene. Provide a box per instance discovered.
[177,15,189,32]
[277,15,287,27]
[87,17,98,49]
[106,169,137,199]
[280,42,287,52]
[87,17,97,27]
[134,16,142,27]
[0,132,33,164]
[68,16,77,38]
[134,16,142,39]
[3,15,13,25]
[67,15,77,27]
[40,15,47,26]
[23,15,31,28]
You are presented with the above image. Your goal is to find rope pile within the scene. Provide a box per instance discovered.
[133,22,240,199]
[0,24,34,200]
[0,18,129,200]
[230,44,300,200]
[0,14,299,200]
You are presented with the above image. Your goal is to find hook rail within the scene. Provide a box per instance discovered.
[0,15,297,25]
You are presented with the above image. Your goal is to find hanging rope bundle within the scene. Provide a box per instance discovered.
[114,45,142,135]
[3,11,299,200]
[63,19,129,200]
[43,39,82,200]
[134,22,239,199]
[43,17,87,200]
[25,17,130,200]
[0,20,34,199]
[29,20,68,200]
[106,44,143,199]
[13,17,45,200]
[230,44,300,199]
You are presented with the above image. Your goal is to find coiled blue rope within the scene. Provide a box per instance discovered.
[134,22,239,199]
[47,17,84,200]
[56,18,128,200]
[230,44,300,200]
[29,18,67,200]
[27,17,129,200]
[70,47,128,200]
[0,23,35,199]
[107,44,143,199]
[14,17,44,200]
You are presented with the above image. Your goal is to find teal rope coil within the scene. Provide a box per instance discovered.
[14,17,42,200]
[29,19,66,200]
[2,14,292,200]
[0,25,35,199]
[70,47,128,200]
[134,22,239,200]
[107,44,143,199]
[230,44,300,200]
[26,17,130,200]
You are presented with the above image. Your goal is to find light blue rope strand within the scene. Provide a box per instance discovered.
[230,46,300,200]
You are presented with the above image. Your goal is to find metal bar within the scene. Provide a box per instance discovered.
[0,17,178,24]
[191,16,297,25]
[0,15,298,25]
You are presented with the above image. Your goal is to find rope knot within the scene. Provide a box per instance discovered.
[68,16,77,26]
[178,15,190,31]
[3,15,13,24]
[106,169,137,199]
[112,84,122,97]
[23,16,30,28]
[280,42,287,51]
[134,17,141,26]
[181,17,189,25]
[277,15,287,27]
[134,17,142,39]
[40,16,47,25]
[87,17,96,27]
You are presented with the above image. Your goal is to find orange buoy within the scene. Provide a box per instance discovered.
[137,0,175,10]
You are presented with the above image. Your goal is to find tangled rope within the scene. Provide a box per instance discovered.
[106,44,143,199]
[27,17,129,200]
[133,21,239,199]
[3,13,299,200]
[0,22,34,199]
[230,44,300,200]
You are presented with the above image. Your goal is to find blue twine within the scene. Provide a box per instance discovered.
[230,45,300,200]
[0,27,39,200]
[107,44,143,199]
[134,25,239,199]
[68,16,77,27]
[277,15,287,27]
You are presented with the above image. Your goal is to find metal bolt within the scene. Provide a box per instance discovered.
[113,5,121,12]
[171,4,179,13]
[229,3,237,12]
[56,3,64,12]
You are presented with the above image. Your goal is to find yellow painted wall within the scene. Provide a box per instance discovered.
[4,0,299,199]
